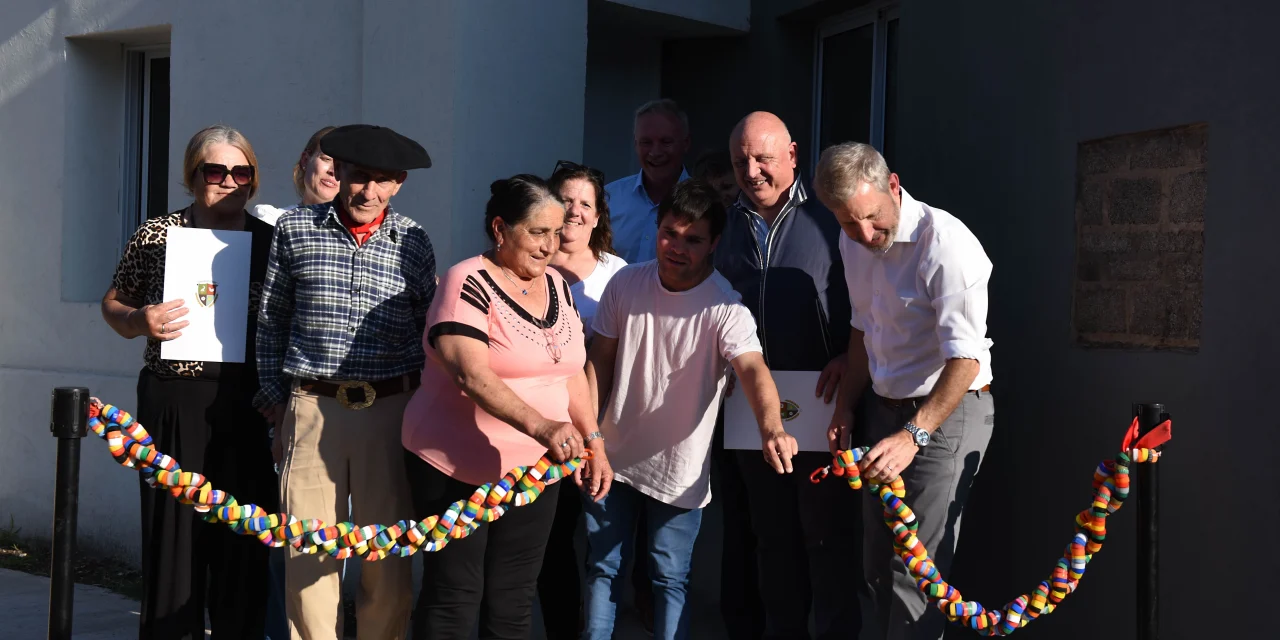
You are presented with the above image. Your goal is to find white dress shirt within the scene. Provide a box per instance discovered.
[251,202,296,226]
[840,187,993,400]
[604,167,691,264]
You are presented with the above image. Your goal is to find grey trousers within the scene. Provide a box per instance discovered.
[861,390,994,640]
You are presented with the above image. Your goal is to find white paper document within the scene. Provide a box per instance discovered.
[160,227,252,363]
[723,370,835,452]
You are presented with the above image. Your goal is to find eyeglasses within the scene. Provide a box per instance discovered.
[552,160,604,183]
[199,163,255,186]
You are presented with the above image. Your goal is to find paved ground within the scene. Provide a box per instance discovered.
[0,568,143,640]
[0,498,733,639]
[1,496,871,638]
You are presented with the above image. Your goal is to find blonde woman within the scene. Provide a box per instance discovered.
[101,125,278,638]
[251,125,339,225]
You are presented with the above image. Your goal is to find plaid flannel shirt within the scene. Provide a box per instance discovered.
[254,203,436,408]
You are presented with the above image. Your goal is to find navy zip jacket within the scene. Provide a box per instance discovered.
[713,178,851,372]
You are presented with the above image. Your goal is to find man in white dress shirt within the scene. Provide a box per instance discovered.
[815,142,995,640]
[604,99,692,264]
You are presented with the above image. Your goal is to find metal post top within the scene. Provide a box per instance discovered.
[1132,402,1169,438]
[50,387,90,438]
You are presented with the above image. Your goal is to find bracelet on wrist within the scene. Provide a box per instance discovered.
[584,431,603,445]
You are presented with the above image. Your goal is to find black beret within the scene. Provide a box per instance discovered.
[320,124,432,172]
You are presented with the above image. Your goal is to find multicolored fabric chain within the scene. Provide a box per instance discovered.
[86,399,588,560]
[809,417,1172,635]
[87,395,1171,633]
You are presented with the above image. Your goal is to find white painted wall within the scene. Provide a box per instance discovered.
[0,0,586,561]
[168,0,365,216]
[449,0,588,265]
[0,0,172,564]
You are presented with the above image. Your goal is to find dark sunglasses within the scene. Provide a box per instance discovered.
[199,163,255,186]
[552,160,604,183]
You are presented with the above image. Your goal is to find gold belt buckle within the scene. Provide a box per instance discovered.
[336,381,376,410]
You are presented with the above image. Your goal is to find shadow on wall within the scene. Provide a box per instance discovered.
[0,0,152,108]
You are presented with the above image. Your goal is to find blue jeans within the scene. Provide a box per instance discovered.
[264,547,289,639]
[266,434,289,640]
[582,482,703,640]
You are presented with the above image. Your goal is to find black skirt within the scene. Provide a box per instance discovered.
[134,367,277,639]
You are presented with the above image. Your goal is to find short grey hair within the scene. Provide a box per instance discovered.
[634,99,689,137]
[813,142,891,203]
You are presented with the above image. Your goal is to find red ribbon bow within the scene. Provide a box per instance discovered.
[1120,417,1172,452]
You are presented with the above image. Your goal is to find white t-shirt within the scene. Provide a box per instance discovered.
[569,252,628,340]
[592,261,762,509]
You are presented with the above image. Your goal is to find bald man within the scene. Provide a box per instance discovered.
[714,112,861,640]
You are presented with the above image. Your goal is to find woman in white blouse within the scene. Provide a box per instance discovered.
[255,125,337,640]
[538,160,628,638]
[548,161,628,341]
[251,125,339,226]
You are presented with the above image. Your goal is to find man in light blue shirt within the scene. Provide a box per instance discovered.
[604,99,692,263]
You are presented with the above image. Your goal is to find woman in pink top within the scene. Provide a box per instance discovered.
[402,174,614,640]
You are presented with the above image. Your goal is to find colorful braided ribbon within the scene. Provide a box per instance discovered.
[86,399,589,560]
[809,417,1171,635]
[87,397,1171,634]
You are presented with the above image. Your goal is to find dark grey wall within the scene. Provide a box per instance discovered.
[662,0,831,172]
[583,20,662,182]
[901,2,1280,636]
[667,1,1280,637]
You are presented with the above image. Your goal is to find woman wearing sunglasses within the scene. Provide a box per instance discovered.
[251,125,339,226]
[537,160,629,639]
[100,125,279,639]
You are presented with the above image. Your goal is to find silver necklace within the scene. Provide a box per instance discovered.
[492,255,560,363]
[500,266,537,295]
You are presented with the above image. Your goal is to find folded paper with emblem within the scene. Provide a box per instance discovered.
[160,227,251,363]
[723,370,831,452]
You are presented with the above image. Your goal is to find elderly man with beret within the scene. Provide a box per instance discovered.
[255,124,436,640]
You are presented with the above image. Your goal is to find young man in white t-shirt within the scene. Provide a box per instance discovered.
[583,180,799,640]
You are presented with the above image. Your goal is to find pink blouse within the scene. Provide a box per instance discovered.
[402,256,586,485]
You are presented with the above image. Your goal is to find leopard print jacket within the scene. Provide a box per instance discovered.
[111,210,270,377]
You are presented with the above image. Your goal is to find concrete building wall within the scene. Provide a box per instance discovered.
[605,0,750,32]
[0,0,587,559]
[0,0,174,563]
[449,0,588,265]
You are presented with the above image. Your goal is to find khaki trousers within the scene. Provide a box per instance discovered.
[280,385,414,640]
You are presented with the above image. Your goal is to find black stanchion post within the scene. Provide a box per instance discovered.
[1134,402,1165,640]
[48,387,89,640]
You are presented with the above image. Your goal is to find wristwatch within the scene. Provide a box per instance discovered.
[903,422,930,448]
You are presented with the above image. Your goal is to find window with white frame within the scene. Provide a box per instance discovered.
[120,46,170,240]
[812,3,899,169]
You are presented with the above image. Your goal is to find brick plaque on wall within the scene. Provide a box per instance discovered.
[1073,123,1206,350]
